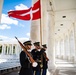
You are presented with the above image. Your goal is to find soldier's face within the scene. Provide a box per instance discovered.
[44,48,47,50]
[35,46,40,49]
[27,45,31,50]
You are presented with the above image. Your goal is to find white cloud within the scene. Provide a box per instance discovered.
[15,4,29,10]
[17,37,29,41]
[0,24,11,29]
[26,33,30,37]
[1,14,18,25]
[0,35,29,42]
[8,37,29,43]
[0,35,9,39]
[9,37,29,41]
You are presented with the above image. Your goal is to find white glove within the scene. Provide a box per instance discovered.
[32,62,38,67]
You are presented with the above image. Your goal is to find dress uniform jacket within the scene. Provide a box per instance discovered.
[41,48,48,69]
[31,49,43,71]
[19,51,33,75]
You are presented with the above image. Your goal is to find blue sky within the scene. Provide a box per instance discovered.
[0,0,32,41]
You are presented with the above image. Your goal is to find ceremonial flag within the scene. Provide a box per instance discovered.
[8,0,41,20]
[8,7,31,20]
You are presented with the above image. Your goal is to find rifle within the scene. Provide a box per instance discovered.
[43,52,49,61]
[15,36,37,67]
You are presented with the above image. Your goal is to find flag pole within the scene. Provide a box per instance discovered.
[39,0,42,45]
[39,1,43,74]
[40,17,42,45]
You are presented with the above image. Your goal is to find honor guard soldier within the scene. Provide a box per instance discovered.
[19,41,33,75]
[41,44,49,75]
[31,42,43,75]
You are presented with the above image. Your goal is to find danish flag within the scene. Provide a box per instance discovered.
[8,0,41,20]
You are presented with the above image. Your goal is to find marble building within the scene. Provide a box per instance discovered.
[0,0,76,75]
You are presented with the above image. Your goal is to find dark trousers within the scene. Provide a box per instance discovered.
[19,68,33,75]
[42,69,47,75]
[33,70,41,75]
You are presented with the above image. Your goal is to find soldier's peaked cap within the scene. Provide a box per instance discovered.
[33,42,40,46]
[23,40,32,45]
[42,44,47,48]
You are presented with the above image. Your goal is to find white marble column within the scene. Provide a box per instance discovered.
[73,23,76,63]
[59,40,62,59]
[30,20,40,43]
[55,40,58,58]
[11,44,13,55]
[69,30,75,62]
[4,45,6,55]
[7,45,9,54]
[9,45,12,55]
[47,11,56,71]
[62,38,65,59]
[60,39,65,59]
[64,36,68,59]
[40,0,48,44]
[67,31,71,61]
[57,40,61,58]
[18,45,22,54]
[2,44,4,55]
[0,0,3,23]
[15,45,19,56]
[67,35,70,61]
[15,45,17,55]
[64,36,69,60]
